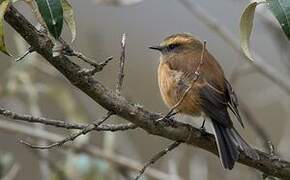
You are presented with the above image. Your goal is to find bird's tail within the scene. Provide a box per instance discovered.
[212,121,259,169]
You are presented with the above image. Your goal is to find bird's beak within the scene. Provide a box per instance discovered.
[149,45,163,51]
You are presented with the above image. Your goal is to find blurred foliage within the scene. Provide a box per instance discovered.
[0,152,15,178]
[50,154,111,180]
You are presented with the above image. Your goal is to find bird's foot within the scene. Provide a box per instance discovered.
[267,141,280,161]
[156,111,178,122]
[269,152,280,161]
[154,112,179,127]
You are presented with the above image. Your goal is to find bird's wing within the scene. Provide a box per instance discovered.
[199,79,233,128]
[224,79,244,128]
[172,68,234,127]
[166,56,242,128]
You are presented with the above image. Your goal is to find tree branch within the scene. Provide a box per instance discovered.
[4,5,290,179]
[21,112,113,149]
[0,107,137,131]
[0,120,172,180]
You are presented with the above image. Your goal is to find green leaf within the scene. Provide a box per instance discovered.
[240,0,266,61]
[267,0,290,40]
[61,0,76,42]
[0,0,11,56]
[35,0,63,39]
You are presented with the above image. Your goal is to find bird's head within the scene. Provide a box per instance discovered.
[149,33,203,56]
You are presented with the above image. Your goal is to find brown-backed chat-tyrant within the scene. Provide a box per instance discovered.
[150,33,258,169]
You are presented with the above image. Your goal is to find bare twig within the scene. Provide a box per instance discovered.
[64,49,99,67]
[0,120,172,180]
[20,112,113,149]
[77,56,114,76]
[64,46,114,76]
[116,33,126,94]
[0,107,137,131]
[55,37,114,74]
[109,34,127,180]
[134,141,181,180]
[157,41,206,121]
[15,47,35,62]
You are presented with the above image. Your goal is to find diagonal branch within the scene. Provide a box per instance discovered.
[134,141,181,180]
[4,6,290,179]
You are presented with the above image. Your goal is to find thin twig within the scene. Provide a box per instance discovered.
[64,49,99,67]
[54,37,114,74]
[0,107,137,131]
[15,47,35,62]
[64,46,114,75]
[77,56,114,76]
[134,141,181,180]
[0,120,172,180]
[116,33,126,94]
[20,112,113,149]
[157,41,207,122]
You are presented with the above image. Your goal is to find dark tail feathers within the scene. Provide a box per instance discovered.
[212,121,259,169]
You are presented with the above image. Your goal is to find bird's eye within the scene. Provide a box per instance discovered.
[168,44,180,50]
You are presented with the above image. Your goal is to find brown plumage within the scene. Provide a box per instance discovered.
[150,33,258,169]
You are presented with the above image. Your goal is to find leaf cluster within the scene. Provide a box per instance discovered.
[0,0,76,55]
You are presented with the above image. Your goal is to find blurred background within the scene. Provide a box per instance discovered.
[0,0,290,179]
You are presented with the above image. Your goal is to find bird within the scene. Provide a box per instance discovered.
[149,33,258,169]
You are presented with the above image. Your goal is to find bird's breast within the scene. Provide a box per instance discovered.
[158,62,180,108]
[158,61,202,116]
